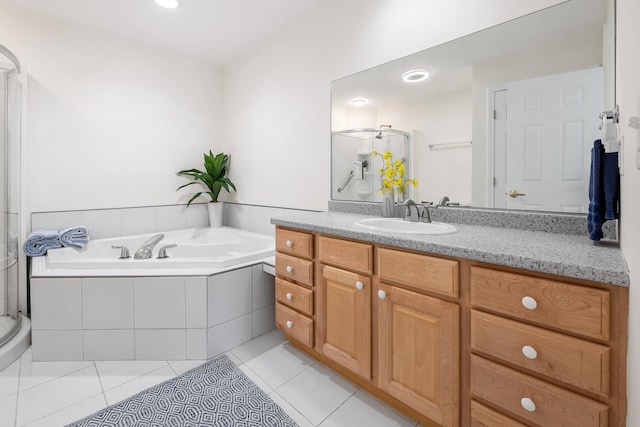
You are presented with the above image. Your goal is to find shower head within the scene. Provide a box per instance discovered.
[375,124,392,139]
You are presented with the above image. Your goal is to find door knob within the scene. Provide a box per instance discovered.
[509,190,526,198]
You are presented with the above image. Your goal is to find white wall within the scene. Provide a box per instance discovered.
[617,0,640,424]
[0,2,223,214]
[222,0,563,211]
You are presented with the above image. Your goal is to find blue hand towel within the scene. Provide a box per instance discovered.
[59,226,89,249]
[603,151,619,220]
[23,230,62,257]
[587,140,605,241]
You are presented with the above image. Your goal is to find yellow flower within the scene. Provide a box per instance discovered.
[372,150,417,195]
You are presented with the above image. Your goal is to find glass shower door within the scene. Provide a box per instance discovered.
[0,65,21,346]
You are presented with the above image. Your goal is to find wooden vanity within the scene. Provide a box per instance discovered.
[274,225,628,427]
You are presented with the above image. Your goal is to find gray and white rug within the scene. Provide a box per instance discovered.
[67,354,298,427]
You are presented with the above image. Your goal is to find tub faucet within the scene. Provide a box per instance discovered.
[134,234,165,259]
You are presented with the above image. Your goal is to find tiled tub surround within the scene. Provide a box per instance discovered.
[30,264,276,361]
[271,210,629,286]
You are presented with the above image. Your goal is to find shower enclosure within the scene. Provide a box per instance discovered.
[331,127,412,202]
[0,44,27,370]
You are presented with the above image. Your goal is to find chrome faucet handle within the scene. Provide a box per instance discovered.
[157,244,177,259]
[112,245,130,259]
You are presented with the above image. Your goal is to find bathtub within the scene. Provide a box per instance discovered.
[31,227,275,277]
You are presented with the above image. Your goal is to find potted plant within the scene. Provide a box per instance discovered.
[176,150,237,227]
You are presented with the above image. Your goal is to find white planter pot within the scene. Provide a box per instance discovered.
[207,202,224,228]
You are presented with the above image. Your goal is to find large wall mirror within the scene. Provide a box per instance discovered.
[331,0,615,213]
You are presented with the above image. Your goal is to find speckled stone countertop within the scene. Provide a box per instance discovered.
[271,211,629,287]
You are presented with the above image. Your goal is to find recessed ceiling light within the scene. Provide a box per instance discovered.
[402,69,429,83]
[351,99,368,106]
[154,0,181,9]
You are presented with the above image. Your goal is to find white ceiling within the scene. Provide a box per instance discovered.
[1,0,328,66]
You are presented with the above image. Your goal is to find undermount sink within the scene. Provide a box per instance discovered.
[354,217,458,235]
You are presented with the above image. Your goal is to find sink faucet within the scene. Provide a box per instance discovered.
[134,234,165,259]
[403,199,420,222]
[438,196,450,206]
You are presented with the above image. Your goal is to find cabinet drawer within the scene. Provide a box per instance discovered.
[276,253,313,286]
[378,247,459,298]
[276,228,313,259]
[318,236,373,274]
[276,303,314,347]
[471,400,527,427]
[470,266,610,341]
[471,355,609,427]
[471,310,610,396]
[276,278,313,316]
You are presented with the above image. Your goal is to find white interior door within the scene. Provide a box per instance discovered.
[498,67,603,212]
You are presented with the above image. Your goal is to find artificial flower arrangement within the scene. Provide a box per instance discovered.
[372,150,418,196]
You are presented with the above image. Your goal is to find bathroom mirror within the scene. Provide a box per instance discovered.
[331,0,615,213]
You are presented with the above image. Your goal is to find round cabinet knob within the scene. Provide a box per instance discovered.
[286,320,293,329]
[378,290,387,299]
[521,296,538,310]
[286,265,293,273]
[286,292,293,300]
[356,281,364,290]
[522,345,538,360]
[520,397,536,412]
[286,240,293,248]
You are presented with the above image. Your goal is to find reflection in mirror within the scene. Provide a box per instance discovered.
[331,0,615,213]
[331,128,413,202]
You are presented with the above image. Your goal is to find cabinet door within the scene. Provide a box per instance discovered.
[318,265,371,379]
[377,283,460,427]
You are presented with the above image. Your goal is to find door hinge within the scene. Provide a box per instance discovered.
[493,110,497,120]
[493,177,496,187]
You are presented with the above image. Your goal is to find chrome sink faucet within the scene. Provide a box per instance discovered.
[403,199,420,222]
[134,234,165,259]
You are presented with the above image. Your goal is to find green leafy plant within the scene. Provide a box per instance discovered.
[176,150,237,205]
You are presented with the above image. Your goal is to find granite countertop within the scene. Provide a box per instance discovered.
[271,211,629,287]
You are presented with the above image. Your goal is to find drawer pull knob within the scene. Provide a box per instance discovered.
[286,320,293,328]
[520,397,536,412]
[522,345,538,360]
[286,292,293,300]
[378,290,387,299]
[286,265,293,273]
[286,240,293,247]
[356,281,364,290]
[521,296,538,310]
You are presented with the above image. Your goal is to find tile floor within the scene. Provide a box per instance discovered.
[0,328,420,426]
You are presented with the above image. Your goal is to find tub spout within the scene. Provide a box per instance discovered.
[134,234,165,259]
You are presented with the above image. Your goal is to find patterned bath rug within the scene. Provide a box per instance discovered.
[67,354,298,427]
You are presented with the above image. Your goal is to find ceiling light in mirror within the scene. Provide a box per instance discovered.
[402,69,429,83]
[351,99,368,106]
[154,0,181,9]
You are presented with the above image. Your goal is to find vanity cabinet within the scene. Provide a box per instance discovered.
[274,228,315,347]
[317,236,373,379]
[274,226,628,427]
[469,266,625,427]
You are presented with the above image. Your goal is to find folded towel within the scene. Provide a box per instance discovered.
[59,226,89,249]
[23,230,62,257]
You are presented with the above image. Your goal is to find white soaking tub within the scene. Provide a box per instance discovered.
[31,227,275,277]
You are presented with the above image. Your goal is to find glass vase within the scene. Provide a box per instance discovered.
[382,191,394,217]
